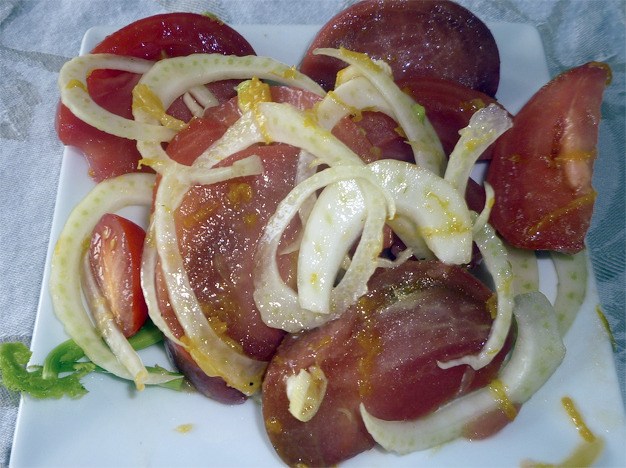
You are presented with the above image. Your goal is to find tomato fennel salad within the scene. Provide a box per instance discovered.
[0,2,612,466]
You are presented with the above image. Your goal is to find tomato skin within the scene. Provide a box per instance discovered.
[90,13,255,58]
[486,62,610,253]
[164,339,247,404]
[89,213,148,337]
[300,0,500,96]
[56,13,255,182]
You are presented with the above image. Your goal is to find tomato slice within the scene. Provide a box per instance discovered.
[299,0,500,96]
[486,62,610,253]
[56,13,255,181]
[262,260,509,466]
[89,213,148,337]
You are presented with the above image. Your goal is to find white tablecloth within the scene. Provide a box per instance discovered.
[1,1,624,465]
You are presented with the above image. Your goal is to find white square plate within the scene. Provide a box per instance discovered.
[10,22,626,467]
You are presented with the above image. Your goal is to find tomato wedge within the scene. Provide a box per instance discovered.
[56,13,255,181]
[89,213,148,337]
[486,62,610,253]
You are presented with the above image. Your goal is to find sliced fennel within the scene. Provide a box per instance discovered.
[507,245,540,295]
[360,291,565,454]
[182,85,219,117]
[551,250,588,335]
[315,76,395,130]
[325,179,389,314]
[188,111,266,170]
[257,101,365,167]
[42,322,165,380]
[444,104,512,195]
[314,47,445,175]
[368,159,473,265]
[133,54,325,170]
[49,173,176,387]
[440,216,514,370]
[139,228,185,347]
[135,53,324,117]
[254,165,394,332]
[81,254,148,390]
[286,366,328,422]
[58,54,175,142]
[472,182,495,233]
[256,158,474,330]
[296,180,368,314]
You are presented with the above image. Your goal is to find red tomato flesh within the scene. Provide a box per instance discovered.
[398,77,504,158]
[262,260,509,466]
[56,13,255,181]
[299,0,500,96]
[89,213,148,337]
[486,62,610,253]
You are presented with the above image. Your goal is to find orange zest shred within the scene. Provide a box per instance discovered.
[488,379,518,420]
[132,83,186,132]
[553,149,597,164]
[526,192,596,237]
[522,397,604,467]
[236,77,273,143]
[595,305,617,351]
[561,396,595,443]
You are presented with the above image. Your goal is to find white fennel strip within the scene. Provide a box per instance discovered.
[507,245,540,295]
[139,226,184,346]
[258,102,365,166]
[444,104,512,195]
[327,180,389,314]
[368,159,473,265]
[187,102,364,173]
[80,254,148,390]
[439,216,514,370]
[314,47,446,175]
[182,85,219,117]
[551,250,588,336]
[296,180,367,314]
[58,54,176,142]
[188,111,265,170]
[472,182,495,234]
